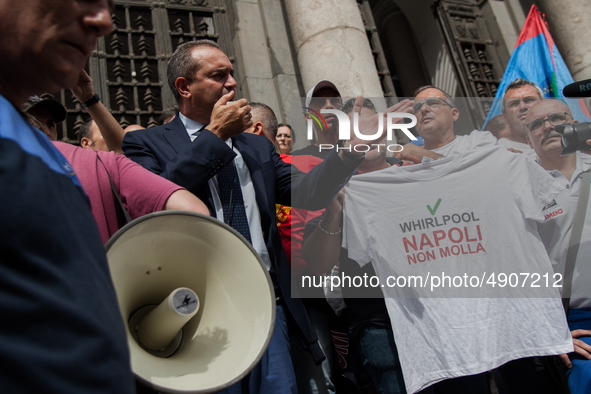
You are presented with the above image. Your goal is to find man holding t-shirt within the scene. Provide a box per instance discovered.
[393,86,497,164]
[306,87,572,393]
[304,88,499,393]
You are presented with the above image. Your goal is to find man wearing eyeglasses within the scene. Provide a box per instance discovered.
[499,78,544,158]
[394,86,497,163]
[526,99,591,394]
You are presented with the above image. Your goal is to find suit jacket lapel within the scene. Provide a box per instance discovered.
[163,115,191,154]
[162,116,216,213]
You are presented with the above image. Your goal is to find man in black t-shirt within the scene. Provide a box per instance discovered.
[292,80,342,158]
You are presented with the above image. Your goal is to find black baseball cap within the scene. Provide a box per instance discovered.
[22,93,67,123]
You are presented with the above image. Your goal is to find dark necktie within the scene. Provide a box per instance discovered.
[217,161,252,244]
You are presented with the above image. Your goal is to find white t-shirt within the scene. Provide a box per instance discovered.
[498,137,538,159]
[538,152,591,309]
[430,130,497,157]
[342,146,572,393]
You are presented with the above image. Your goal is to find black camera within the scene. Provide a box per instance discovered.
[554,122,591,155]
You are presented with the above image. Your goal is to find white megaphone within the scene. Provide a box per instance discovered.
[105,211,275,393]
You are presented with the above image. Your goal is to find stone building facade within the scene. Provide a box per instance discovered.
[54,0,590,150]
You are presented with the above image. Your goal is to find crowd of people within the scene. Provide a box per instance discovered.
[1,1,590,394]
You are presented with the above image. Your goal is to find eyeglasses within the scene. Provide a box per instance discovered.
[526,112,572,133]
[412,98,452,114]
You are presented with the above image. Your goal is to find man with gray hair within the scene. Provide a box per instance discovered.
[526,98,591,394]
[499,78,544,157]
[0,0,135,392]
[393,85,497,163]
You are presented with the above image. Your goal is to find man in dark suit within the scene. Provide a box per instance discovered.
[123,39,406,393]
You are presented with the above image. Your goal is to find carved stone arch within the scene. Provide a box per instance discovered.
[367,0,431,98]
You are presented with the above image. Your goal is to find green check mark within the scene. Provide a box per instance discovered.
[427,198,442,215]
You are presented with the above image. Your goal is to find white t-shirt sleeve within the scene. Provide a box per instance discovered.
[507,153,565,222]
[468,129,498,149]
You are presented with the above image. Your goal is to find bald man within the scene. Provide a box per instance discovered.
[526,99,591,394]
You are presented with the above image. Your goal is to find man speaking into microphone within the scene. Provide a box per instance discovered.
[123,39,414,394]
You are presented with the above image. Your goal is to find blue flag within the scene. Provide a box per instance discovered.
[484,5,589,126]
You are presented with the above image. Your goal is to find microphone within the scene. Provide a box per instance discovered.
[563,79,591,98]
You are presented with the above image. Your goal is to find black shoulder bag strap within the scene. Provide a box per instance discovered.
[96,153,132,225]
[562,170,590,313]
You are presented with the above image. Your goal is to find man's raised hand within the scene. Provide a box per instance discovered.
[70,69,95,103]
[208,91,253,140]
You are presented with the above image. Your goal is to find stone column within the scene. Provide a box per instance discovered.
[232,0,282,120]
[283,0,384,98]
[537,0,591,81]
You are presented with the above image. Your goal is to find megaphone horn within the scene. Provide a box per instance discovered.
[129,287,199,357]
[105,211,275,394]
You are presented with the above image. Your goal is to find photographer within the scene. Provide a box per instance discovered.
[526,99,591,394]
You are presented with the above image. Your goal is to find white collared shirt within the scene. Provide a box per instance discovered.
[539,152,591,308]
[180,113,271,270]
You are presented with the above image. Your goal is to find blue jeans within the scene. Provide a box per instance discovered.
[567,308,591,394]
[357,327,406,394]
[221,305,297,394]
[357,327,489,394]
